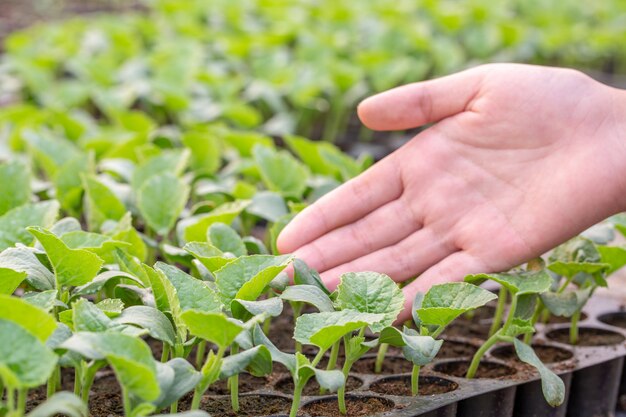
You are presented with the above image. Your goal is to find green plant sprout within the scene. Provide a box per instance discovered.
[464,268,566,407]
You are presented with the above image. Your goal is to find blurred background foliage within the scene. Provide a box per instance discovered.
[1,0,625,152]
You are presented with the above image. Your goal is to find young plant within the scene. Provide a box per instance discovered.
[465,269,565,407]
[381,282,497,396]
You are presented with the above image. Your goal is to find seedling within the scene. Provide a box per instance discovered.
[465,269,565,407]
[381,282,497,396]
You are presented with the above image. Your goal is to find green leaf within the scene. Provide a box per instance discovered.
[284,135,339,177]
[512,339,565,407]
[231,298,284,321]
[155,262,222,313]
[28,227,104,288]
[223,131,273,157]
[280,285,335,312]
[503,318,535,337]
[465,270,552,296]
[598,245,626,275]
[184,242,234,272]
[0,246,55,290]
[415,282,498,327]
[547,261,609,279]
[22,290,58,312]
[181,310,244,349]
[105,212,147,262]
[0,160,30,216]
[60,332,160,401]
[215,255,293,308]
[550,236,601,264]
[0,294,57,342]
[137,173,190,236]
[379,327,442,366]
[72,298,114,332]
[220,345,272,379]
[72,270,145,298]
[540,288,593,317]
[253,145,308,198]
[251,324,296,373]
[153,358,201,409]
[245,192,288,222]
[310,367,345,392]
[294,310,384,351]
[180,200,250,243]
[132,149,190,191]
[96,299,125,317]
[0,319,57,388]
[55,153,94,215]
[208,223,246,257]
[114,306,176,346]
[335,271,404,332]
[82,175,126,231]
[182,131,221,176]
[0,267,26,295]
[27,392,88,417]
[293,259,329,294]
[60,230,132,264]
[0,201,59,251]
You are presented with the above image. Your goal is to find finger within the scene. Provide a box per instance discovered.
[292,198,421,272]
[319,227,456,291]
[277,153,402,254]
[357,66,487,131]
[397,251,489,322]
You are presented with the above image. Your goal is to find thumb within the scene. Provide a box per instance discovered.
[358,65,488,131]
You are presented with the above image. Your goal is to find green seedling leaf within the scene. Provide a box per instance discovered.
[132,149,190,191]
[114,306,176,346]
[105,212,147,262]
[243,236,268,255]
[598,245,626,275]
[280,285,335,312]
[0,319,58,388]
[269,272,289,291]
[540,288,593,317]
[146,265,185,341]
[82,176,126,231]
[550,236,601,264]
[252,324,296,373]
[269,213,295,255]
[208,222,246,256]
[72,298,114,332]
[182,130,221,176]
[465,270,552,295]
[115,284,154,308]
[0,201,59,251]
[60,332,160,402]
[97,299,125,317]
[23,290,58,312]
[336,271,404,332]
[153,358,201,409]
[181,310,244,349]
[502,318,535,337]
[253,145,308,198]
[415,282,497,327]
[379,327,442,366]
[28,227,104,288]
[73,270,144,297]
[223,131,273,157]
[0,294,57,341]
[155,262,222,313]
[161,243,194,267]
[284,135,339,177]
[215,254,293,308]
[137,173,190,236]
[0,266,26,295]
[547,261,609,280]
[55,152,94,215]
[184,241,234,272]
[512,339,565,406]
[293,259,330,294]
[245,191,288,222]
[0,160,30,216]
[232,298,284,321]
[27,392,88,417]
[0,246,55,290]
[294,310,384,351]
[61,230,132,263]
[115,249,151,287]
[180,200,250,243]
[220,345,272,379]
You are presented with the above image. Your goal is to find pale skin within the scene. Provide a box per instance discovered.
[277,63,626,321]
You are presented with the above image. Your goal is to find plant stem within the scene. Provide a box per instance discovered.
[229,344,240,413]
[489,286,507,337]
[411,365,420,396]
[7,386,15,413]
[557,275,575,293]
[262,316,272,335]
[46,367,59,398]
[81,365,98,404]
[337,359,353,415]
[170,401,178,414]
[289,380,307,417]
[191,346,227,410]
[194,341,204,368]
[500,295,518,335]
[327,341,340,370]
[17,388,26,416]
[466,331,500,379]
[525,301,544,344]
[291,302,303,353]
[570,309,581,345]
[374,343,388,374]
[122,387,132,417]
[74,364,82,396]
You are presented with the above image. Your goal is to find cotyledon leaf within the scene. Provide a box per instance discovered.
[155,262,222,313]
[153,358,201,409]
[0,245,55,290]
[27,392,88,417]
[113,305,176,346]
[280,285,335,312]
[180,310,244,349]
[179,200,250,243]
[465,270,552,296]
[513,338,565,407]
[231,297,283,321]
[540,288,593,317]
[219,345,272,379]
[208,222,247,257]
[184,241,235,272]
[379,327,443,366]
[0,294,57,342]
[137,173,190,236]
[0,200,59,251]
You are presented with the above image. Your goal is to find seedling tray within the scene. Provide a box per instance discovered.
[217,295,626,417]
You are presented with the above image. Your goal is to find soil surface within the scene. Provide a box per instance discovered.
[491,344,573,364]
[546,312,588,324]
[274,376,362,396]
[436,340,478,359]
[303,396,396,417]
[442,322,491,340]
[207,374,272,395]
[370,376,458,397]
[434,361,517,379]
[200,395,291,417]
[547,327,626,346]
[598,312,626,329]
[351,356,414,375]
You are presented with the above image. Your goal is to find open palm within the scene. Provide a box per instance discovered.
[278,64,626,320]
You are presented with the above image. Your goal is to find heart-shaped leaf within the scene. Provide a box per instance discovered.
[208,222,246,257]
[0,201,59,251]
[137,173,190,236]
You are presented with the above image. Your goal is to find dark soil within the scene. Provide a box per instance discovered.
[206,373,271,395]
[274,376,362,396]
[491,344,573,364]
[546,312,588,324]
[200,395,291,417]
[351,357,414,375]
[598,312,626,329]
[370,376,458,397]
[267,314,296,351]
[442,322,491,340]
[26,368,77,412]
[303,396,396,417]
[546,327,626,346]
[437,340,478,359]
[434,361,517,379]
[459,305,497,322]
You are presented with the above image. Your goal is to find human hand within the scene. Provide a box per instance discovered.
[278,63,626,321]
